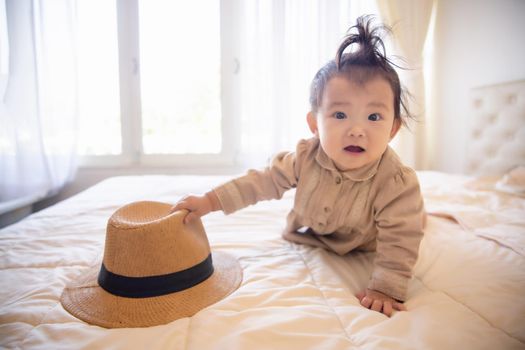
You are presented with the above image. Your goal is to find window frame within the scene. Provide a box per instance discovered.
[78,0,240,169]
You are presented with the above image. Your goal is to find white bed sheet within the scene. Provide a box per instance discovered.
[1,172,524,349]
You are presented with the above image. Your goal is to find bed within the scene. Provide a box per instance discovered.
[1,81,524,349]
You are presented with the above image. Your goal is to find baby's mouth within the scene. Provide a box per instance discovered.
[344,145,365,153]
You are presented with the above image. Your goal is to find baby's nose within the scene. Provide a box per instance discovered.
[348,124,365,137]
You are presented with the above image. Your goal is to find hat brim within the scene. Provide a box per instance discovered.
[60,251,242,328]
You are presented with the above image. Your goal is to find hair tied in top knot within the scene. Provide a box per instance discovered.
[309,14,414,125]
[336,15,393,71]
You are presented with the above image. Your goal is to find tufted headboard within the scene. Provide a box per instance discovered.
[465,80,525,176]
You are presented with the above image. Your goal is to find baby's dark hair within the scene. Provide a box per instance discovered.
[309,15,413,127]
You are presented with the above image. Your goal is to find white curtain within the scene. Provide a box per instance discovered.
[0,0,78,210]
[236,0,381,166]
[0,0,8,101]
[376,0,435,169]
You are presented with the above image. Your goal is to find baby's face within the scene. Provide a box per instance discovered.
[308,75,400,171]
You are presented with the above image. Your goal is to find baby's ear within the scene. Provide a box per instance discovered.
[307,112,319,137]
[390,117,401,140]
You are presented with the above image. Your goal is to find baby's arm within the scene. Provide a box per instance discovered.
[177,141,308,221]
[171,191,221,224]
[369,168,424,313]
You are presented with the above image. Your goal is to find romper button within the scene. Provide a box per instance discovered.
[335,177,341,184]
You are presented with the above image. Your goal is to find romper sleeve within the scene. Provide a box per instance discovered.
[213,139,310,214]
[368,167,425,302]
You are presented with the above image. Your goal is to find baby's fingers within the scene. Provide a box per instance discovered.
[371,300,383,312]
[183,211,200,224]
[360,296,373,309]
[171,194,197,212]
[170,201,187,213]
[383,301,393,317]
[393,301,406,311]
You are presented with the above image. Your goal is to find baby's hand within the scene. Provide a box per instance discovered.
[356,288,406,317]
[171,194,214,224]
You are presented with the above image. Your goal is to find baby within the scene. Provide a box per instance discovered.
[172,15,425,317]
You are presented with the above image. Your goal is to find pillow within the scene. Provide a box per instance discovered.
[495,165,525,195]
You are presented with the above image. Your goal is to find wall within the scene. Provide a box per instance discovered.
[432,0,525,173]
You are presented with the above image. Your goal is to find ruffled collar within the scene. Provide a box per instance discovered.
[314,139,385,182]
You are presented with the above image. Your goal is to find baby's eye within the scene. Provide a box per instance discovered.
[368,113,381,121]
[334,112,347,120]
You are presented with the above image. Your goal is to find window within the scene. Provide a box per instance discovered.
[139,1,222,155]
[77,0,236,167]
[75,0,381,169]
[77,0,121,156]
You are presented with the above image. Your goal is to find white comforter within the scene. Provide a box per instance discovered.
[1,172,524,349]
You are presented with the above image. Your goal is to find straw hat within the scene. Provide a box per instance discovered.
[60,201,242,328]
